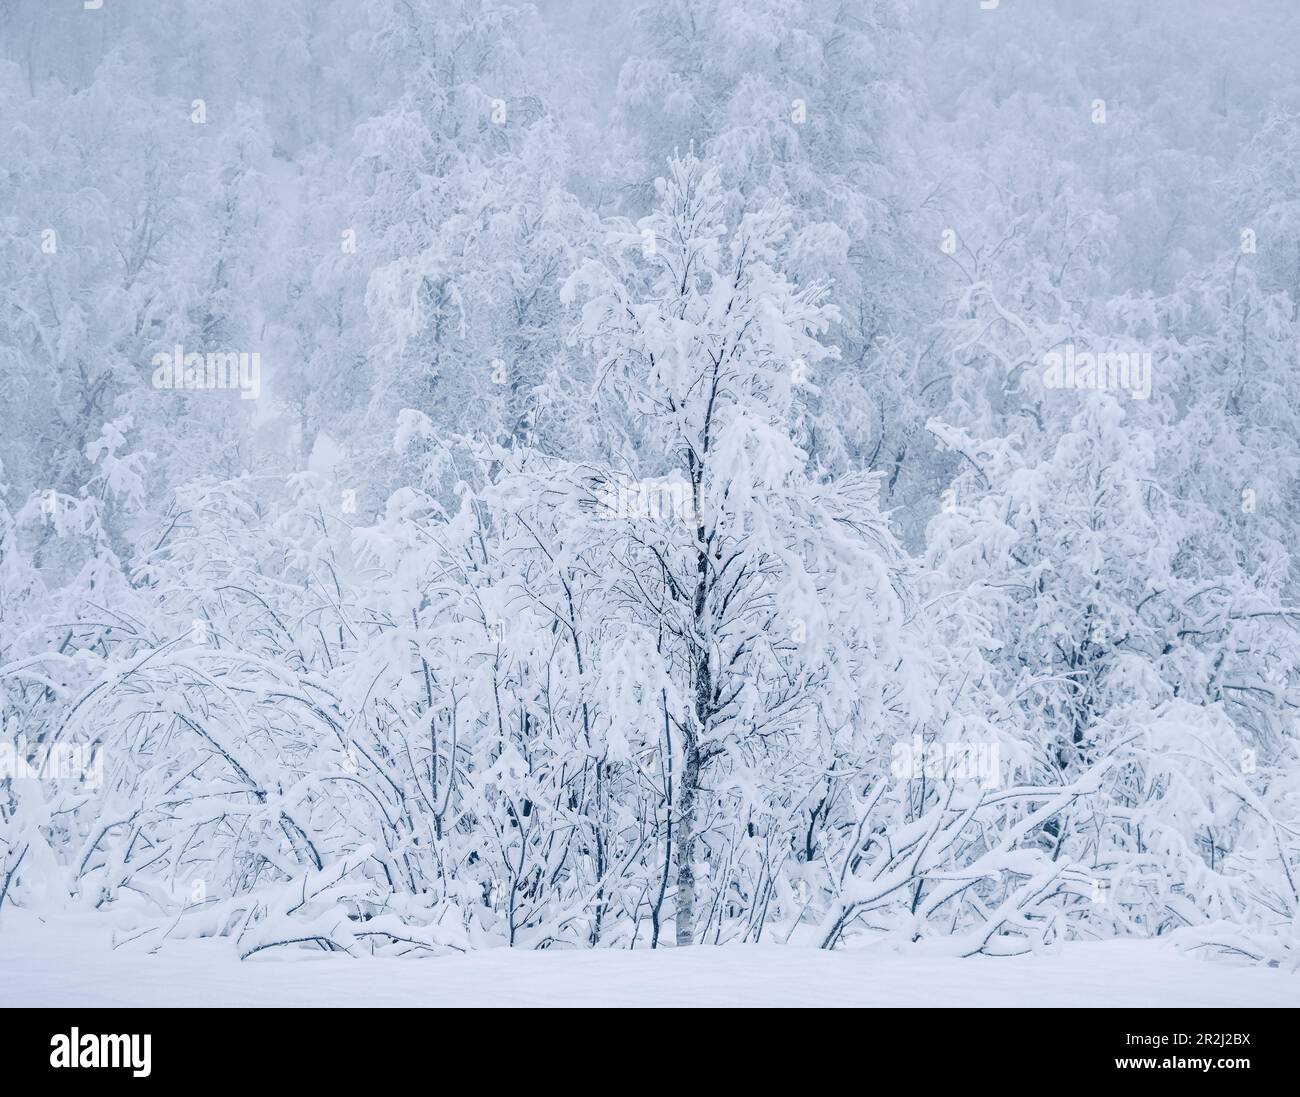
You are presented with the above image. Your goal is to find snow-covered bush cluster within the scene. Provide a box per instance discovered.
[1,0,1298,963]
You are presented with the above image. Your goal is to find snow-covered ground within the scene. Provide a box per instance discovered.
[1,914,1294,1007]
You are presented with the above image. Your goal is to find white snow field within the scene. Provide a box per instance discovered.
[1,914,1295,1008]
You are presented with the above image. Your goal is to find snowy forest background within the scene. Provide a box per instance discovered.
[1,0,1299,968]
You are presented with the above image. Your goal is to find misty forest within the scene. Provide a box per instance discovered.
[2,0,1300,986]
